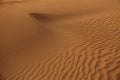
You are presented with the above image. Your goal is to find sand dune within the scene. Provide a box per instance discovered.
[0,0,120,80]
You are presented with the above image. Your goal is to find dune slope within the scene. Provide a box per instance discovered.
[0,0,120,80]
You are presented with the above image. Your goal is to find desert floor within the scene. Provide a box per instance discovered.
[0,0,120,80]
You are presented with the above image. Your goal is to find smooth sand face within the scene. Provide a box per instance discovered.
[0,0,120,80]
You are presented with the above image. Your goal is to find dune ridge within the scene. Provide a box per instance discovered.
[1,10,120,80]
[0,0,120,80]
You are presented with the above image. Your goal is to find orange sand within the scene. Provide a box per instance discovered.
[0,0,120,80]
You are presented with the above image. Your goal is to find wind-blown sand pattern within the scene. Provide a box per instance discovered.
[0,0,120,80]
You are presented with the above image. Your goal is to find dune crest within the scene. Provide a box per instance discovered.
[0,0,24,4]
[0,0,120,80]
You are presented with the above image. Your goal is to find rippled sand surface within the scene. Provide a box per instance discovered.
[0,0,120,80]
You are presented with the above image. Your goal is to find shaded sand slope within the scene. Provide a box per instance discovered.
[0,0,120,80]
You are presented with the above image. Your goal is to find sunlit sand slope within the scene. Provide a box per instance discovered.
[0,0,120,80]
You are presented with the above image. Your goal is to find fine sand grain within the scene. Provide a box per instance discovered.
[0,0,120,80]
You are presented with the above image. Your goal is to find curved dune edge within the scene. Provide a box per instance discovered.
[0,0,24,4]
[1,10,120,80]
[0,0,120,80]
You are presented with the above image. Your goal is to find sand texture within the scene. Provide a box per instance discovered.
[0,0,120,80]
